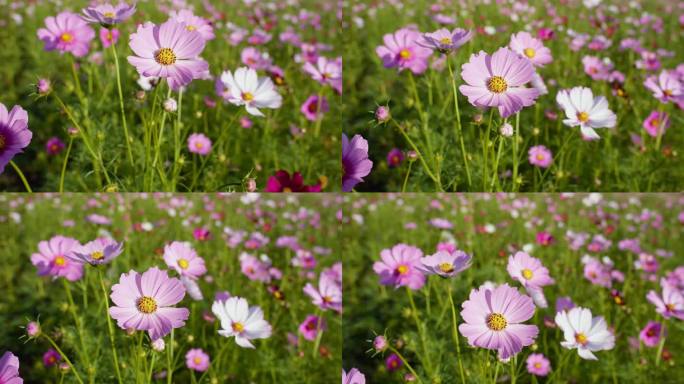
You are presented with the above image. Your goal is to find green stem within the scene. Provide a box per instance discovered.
[407,287,432,377]
[112,43,134,167]
[59,138,74,192]
[9,160,32,192]
[447,55,471,188]
[491,135,504,191]
[62,279,93,383]
[391,119,441,187]
[402,161,413,192]
[448,284,466,383]
[172,88,183,191]
[513,112,520,191]
[167,328,174,384]
[43,333,85,384]
[99,269,123,384]
[388,346,423,384]
[655,320,666,367]
[312,309,324,357]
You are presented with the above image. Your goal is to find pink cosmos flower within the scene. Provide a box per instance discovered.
[342,368,365,384]
[42,348,61,367]
[526,353,551,376]
[163,241,207,280]
[45,137,64,156]
[642,110,670,138]
[509,31,552,67]
[646,279,684,319]
[639,321,664,347]
[376,28,432,74]
[185,348,210,372]
[0,103,32,174]
[299,315,326,341]
[31,236,83,281]
[241,47,272,70]
[459,47,540,118]
[212,297,272,349]
[419,28,472,53]
[416,250,471,278]
[169,9,215,41]
[644,70,683,103]
[187,133,212,155]
[38,12,95,57]
[458,284,539,359]
[81,2,136,26]
[385,353,402,371]
[556,87,616,140]
[0,351,22,384]
[109,267,189,340]
[66,237,123,265]
[373,244,426,290]
[582,56,613,81]
[342,133,373,192]
[507,252,554,289]
[303,274,342,313]
[301,95,329,121]
[99,28,119,48]
[528,145,552,168]
[127,20,209,91]
[302,56,342,94]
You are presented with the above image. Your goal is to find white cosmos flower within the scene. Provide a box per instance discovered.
[212,297,272,348]
[555,307,615,360]
[556,87,616,140]
[219,67,282,117]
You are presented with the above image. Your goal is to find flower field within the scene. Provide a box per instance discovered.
[342,193,684,383]
[0,193,341,383]
[0,0,340,192]
[342,0,684,192]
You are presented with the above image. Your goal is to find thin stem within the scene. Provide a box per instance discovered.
[59,138,74,192]
[70,57,84,99]
[402,161,413,192]
[447,55,471,187]
[172,88,184,191]
[391,119,441,187]
[407,287,432,377]
[408,71,439,188]
[491,136,504,191]
[43,333,85,384]
[9,160,32,192]
[448,284,466,383]
[99,269,123,384]
[510,355,517,384]
[655,320,666,367]
[513,112,520,192]
[388,346,423,384]
[312,309,324,357]
[167,328,174,384]
[62,279,93,383]
[112,43,134,167]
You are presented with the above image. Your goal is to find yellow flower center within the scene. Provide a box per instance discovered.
[534,362,542,369]
[54,256,66,266]
[137,296,158,314]
[487,76,508,93]
[178,258,189,269]
[577,111,590,123]
[396,265,409,275]
[60,33,73,43]
[0,134,6,150]
[439,37,452,45]
[283,187,293,193]
[536,154,545,161]
[242,92,254,102]
[195,142,203,149]
[664,89,673,96]
[399,49,411,59]
[486,313,507,331]
[193,356,202,364]
[439,263,455,273]
[186,25,197,32]
[154,48,177,66]
[651,119,660,127]
[522,268,534,280]
[524,48,536,58]
[103,12,115,18]
[232,322,244,333]
[575,332,588,346]
[323,295,333,303]
[91,251,104,260]
[666,303,675,312]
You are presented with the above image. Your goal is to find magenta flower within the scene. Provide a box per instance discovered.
[31,236,83,281]
[646,278,684,320]
[639,321,664,347]
[300,95,329,121]
[99,28,120,48]
[303,274,342,313]
[0,351,22,383]
[385,353,403,371]
[163,241,207,280]
[376,28,432,74]
[37,12,95,57]
[185,348,210,372]
[342,133,373,192]
[169,9,215,41]
[459,47,539,118]
[127,20,209,91]
[42,348,61,367]
[526,353,551,376]
[66,237,123,265]
[0,102,32,174]
[419,28,472,53]
[109,267,190,340]
[416,250,471,278]
[187,133,212,156]
[642,110,670,138]
[644,70,683,103]
[264,170,321,192]
[46,137,65,155]
[81,2,136,26]
[509,31,552,67]
[458,284,539,359]
[342,368,365,384]
[386,148,404,168]
[373,244,426,290]
[298,315,326,341]
[528,145,552,168]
